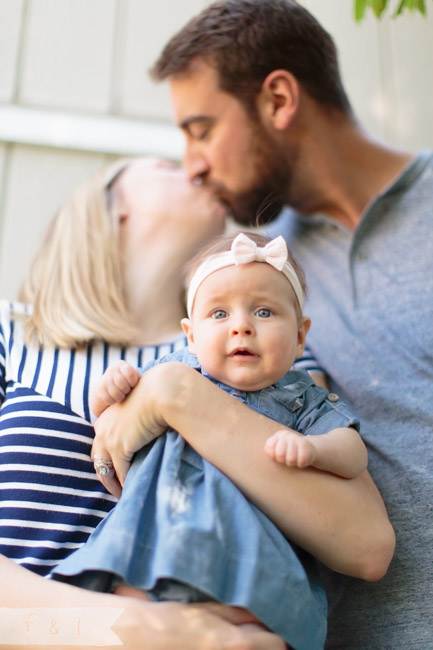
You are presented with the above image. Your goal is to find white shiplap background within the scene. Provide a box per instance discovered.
[0,0,432,300]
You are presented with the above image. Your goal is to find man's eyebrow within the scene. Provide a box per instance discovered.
[179,115,212,130]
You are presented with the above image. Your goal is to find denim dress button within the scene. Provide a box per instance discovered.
[327,392,340,402]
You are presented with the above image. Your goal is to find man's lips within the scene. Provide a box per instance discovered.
[208,185,233,208]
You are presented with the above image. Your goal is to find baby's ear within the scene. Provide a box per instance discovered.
[295,315,311,358]
[181,318,196,353]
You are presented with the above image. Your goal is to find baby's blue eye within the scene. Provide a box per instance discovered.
[256,308,272,318]
[211,309,228,319]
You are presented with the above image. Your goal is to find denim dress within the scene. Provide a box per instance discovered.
[52,349,359,650]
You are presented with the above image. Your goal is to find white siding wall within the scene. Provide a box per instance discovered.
[0,0,432,299]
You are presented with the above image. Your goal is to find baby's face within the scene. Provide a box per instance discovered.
[182,262,310,391]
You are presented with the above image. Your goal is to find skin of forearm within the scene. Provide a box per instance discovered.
[306,427,369,479]
[0,555,135,649]
[0,554,111,608]
[156,364,395,581]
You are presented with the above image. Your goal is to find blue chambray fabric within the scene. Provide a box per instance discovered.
[52,349,359,650]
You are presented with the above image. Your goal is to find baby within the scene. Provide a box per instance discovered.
[53,233,367,650]
[93,232,365,478]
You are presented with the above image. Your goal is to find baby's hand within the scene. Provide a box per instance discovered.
[91,360,141,418]
[264,429,317,469]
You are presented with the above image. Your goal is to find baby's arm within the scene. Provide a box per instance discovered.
[264,427,368,479]
[91,360,141,418]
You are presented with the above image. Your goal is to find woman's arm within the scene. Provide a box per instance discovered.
[0,555,284,650]
[92,362,395,582]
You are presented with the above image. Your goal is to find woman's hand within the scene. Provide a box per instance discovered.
[91,362,190,496]
[1,555,285,650]
[115,599,286,650]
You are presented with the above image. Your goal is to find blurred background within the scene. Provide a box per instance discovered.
[0,0,432,299]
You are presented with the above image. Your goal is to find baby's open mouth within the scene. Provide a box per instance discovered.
[230,349,256,357]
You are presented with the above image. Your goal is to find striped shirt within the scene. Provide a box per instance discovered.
[292,343,325,378]
[0,301,187,576]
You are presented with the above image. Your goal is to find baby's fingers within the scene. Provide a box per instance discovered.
[265,430,309,467]
[107,362,140,402]
[264,430,290,463]
[118,361,141,387]
[295,437,317,468]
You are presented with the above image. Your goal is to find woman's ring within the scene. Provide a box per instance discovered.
[93,455,114,477]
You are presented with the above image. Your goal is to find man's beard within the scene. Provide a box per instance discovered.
[227,186,285,227]
[214,125,291,227]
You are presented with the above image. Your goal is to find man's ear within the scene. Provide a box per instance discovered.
[295,315,311,359]
[181,318,196,353]
[258,70,300,131]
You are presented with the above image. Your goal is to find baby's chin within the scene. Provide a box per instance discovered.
[215,372,278,393]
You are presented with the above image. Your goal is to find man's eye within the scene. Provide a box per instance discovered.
[188,125,208,141]
[196,129,209,141]
[256,308,272,318]
[211,310,227,319]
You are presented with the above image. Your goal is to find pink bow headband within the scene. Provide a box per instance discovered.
[186,233,304,317]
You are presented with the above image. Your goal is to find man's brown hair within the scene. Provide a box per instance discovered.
[151,0,352,116]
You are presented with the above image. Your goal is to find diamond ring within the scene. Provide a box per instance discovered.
[93,455,114,477]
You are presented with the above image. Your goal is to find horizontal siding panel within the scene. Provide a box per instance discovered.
[19,0,116,112]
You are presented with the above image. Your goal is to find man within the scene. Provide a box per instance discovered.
[151,1,433,648]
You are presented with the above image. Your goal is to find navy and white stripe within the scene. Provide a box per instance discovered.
[0,301,187,576]
[293,342,325,378]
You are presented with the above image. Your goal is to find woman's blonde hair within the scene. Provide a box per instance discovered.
[18,159,137,349]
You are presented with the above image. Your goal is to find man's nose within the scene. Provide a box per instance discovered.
[183,146,210,184]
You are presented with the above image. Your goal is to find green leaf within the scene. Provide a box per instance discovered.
[354,0,368,20]
[393,0,427,15]
[369,0,388,17]
[354,0,430,19]
[416,0,427,14]
[394,0,407,14]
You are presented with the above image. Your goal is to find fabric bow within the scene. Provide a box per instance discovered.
[231,233,288,271]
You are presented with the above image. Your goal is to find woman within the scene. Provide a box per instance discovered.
[0,158,283,649]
